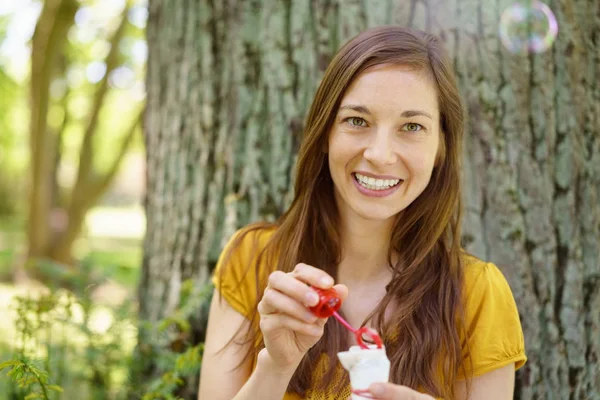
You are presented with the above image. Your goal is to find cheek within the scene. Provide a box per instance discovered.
[415,138,440,174]
[328,135,353,169]
[406,151,437,178]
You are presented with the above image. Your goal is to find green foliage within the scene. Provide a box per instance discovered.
[0,256,212,400]
[0,357,63,400]
[1,257,136,400]
[140,344,204,400]
[132,280,213,400]
[0,64,26,217]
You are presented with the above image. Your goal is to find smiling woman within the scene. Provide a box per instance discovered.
[199,26,526,400]
[328,64,441,221]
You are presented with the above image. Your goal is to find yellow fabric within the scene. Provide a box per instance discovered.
[212,228,527,399]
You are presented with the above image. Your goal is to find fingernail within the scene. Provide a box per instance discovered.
[369,384,384,396]
[305,291,319,305]
[320,276,334,286]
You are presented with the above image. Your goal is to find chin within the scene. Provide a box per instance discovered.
[352,205,400,222]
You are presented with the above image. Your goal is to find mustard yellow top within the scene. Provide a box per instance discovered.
[212,228,527,399]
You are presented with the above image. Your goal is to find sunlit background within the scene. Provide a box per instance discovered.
[0,0,147,273]
[1,0,148,398]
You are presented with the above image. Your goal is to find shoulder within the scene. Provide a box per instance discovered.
[458,252,527,377]
[212,224,278,317]
[460,253,512,297]
[460,252,520,320]
[222,224,277,262]
[214,224,278,285]
[229,224,277,255]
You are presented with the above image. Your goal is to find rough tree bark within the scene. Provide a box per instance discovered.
[140,0,599,398]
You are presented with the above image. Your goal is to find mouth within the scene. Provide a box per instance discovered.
[351,172,404,198]
[352,172,403,191]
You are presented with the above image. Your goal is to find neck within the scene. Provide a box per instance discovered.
[337,214,396,283]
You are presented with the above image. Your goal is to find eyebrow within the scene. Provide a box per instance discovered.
[338,104,434,120]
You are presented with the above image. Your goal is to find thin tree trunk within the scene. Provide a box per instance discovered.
[27,1,140,267]
[140,1,600,398]
[27,0,77,261]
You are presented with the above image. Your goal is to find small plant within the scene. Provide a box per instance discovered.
[1,256,214,400]
[0,356,63,400]
[133,279,213,400]
[1,257,137,400]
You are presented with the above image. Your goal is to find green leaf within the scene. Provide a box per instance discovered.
[0,359,21,371]
[47,384,64,393]
[20,376,39,387]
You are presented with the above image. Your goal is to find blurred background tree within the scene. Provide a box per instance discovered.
[0,0,147,394]
[140,0,599,399]
[26,0,144,268]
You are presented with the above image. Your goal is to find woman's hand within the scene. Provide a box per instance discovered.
[257,263,348,371]
[364,383,435,400]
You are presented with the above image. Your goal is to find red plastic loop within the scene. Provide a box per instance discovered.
[309,287,341,318]
[308,287,383,351]
[356,326,384,350]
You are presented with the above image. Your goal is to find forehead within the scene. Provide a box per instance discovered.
[340,64,439,113]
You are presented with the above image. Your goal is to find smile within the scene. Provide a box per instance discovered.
[353,173,401,190]
[352,173,403,197]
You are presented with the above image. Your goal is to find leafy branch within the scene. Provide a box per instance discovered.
[0,357,63,400]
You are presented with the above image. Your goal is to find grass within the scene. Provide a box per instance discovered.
[85,249,141,287]
[0,249,15,281]
[0,206,145,285]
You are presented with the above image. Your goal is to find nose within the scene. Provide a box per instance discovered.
[363,128,398,166]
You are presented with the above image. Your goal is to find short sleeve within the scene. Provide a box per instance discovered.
[459,261,527,378]
[211,227,274,318]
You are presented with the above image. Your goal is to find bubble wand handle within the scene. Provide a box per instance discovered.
[332,311,357,333]
[309,287,383,350]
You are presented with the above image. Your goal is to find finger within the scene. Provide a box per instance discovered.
[259,313,324,337]
[267,270,322,308]
[291,263,335,289]
[259,287,318,323]
[257,295,276,315]
[332,283,349,302]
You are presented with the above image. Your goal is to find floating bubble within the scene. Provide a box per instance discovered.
[499,1,558,54]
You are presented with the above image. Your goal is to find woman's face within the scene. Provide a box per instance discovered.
[327,63,441,223]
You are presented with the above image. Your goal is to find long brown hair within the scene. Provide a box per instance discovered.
[218,26,470,399]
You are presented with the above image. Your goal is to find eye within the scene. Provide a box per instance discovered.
[345,117,367,127]
[402,122,424,132]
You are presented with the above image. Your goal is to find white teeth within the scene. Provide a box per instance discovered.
[354,173,401,191]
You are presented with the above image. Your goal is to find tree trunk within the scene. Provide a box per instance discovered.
[27,0,78,261]
[27,1,141,268]
[140,0,600,398]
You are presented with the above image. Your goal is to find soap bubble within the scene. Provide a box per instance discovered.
[499,1,558,54]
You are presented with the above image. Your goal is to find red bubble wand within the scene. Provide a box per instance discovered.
[309,287,383,350]
[310,287,383,398]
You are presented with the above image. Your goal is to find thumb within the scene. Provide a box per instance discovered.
[333,283,349,302]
